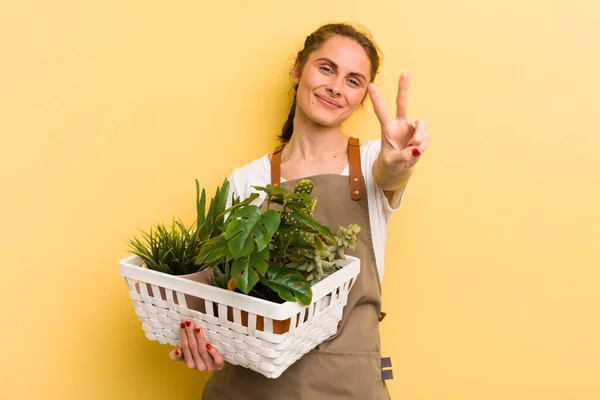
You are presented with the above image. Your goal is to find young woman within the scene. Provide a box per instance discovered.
[169,22,429,399]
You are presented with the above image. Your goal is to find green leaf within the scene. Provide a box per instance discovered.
[231,248,269,294]
[289,209,335,241]
[196,179,207,231]
[221,192,259,217]
[211,260,231,289]
[195,234,229,265]
[212,178,230,234]
[251,247,270,276]
[225,207,280,258]
[263,267,312,305]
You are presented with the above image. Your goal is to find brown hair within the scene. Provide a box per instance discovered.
[278,23,382,143]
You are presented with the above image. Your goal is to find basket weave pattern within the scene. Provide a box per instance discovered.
[120,255,360,379]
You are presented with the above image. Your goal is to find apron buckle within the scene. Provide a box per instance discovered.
[381,357,393,381]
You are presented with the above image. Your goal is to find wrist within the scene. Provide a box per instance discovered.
[373,156,415,191]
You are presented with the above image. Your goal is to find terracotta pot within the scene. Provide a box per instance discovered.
[135,268,214,312]
[224,277,301,333]
[226,307,300,334]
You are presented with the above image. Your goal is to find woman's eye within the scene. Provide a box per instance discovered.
[348,79,360,87]
[320,66,332,73]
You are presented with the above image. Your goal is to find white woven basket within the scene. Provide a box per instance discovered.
[120,255,360,379]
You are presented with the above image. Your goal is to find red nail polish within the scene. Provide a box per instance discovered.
[412,148,421,157]
[186,321,191,327]
[206,344,212,350]
[195,327,201,334]
[175,349,179,356]
[180,322,185,329]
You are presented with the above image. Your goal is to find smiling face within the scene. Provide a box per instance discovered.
[292,35,372,128]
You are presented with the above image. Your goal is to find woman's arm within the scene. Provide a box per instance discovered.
[372,158,414,204]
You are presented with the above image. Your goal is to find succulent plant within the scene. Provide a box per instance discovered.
[283,223,361,284]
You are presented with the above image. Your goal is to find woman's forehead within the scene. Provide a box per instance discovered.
[310,36,371,74]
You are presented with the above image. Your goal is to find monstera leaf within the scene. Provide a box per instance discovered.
[231,247,270,294]
[225,206,280,258]
[263,267,312,305]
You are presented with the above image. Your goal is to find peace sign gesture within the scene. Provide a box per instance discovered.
[368,73,429,172]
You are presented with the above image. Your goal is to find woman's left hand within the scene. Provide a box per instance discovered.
[169,320,224,372]
[368,72,429,172]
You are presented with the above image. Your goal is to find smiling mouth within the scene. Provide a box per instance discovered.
[314,94,342,109]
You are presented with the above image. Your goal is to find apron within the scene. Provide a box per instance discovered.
[203,137,392,399]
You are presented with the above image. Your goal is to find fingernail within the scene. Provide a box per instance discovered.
[195,327,201,334]
[180,322,185,329]
[412,148,421,157]
[185,321,191,327]
[175,349,179,356]
[206,344,212,350]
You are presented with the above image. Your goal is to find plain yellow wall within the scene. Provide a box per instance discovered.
[1,0,599,399]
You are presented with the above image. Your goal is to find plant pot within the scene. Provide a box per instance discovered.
[226,307,300,334]
[134,266,214,312]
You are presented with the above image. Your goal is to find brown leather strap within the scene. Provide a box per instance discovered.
[270,138,362,200]
[348,137,363,201]
[270,144,284,186]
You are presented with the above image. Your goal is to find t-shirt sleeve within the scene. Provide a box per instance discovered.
[361,139,407,216]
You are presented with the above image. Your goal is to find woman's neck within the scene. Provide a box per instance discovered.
[282,113,349,163]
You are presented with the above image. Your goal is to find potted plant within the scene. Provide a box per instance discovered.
[125,178,257,310]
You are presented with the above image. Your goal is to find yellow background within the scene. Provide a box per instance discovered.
[1,0,599,399]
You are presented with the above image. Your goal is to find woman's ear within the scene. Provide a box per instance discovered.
[290,62,300,84]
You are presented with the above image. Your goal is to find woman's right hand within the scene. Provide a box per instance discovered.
[169,319,225,372]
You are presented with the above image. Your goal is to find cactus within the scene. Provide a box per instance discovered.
[293,179,314,195]
[293,180,317,217]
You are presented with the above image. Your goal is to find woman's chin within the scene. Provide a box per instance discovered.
[307,111,346,128]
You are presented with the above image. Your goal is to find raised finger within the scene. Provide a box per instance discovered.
[417,133,429,154]
[179,321,196,369]
[367,83,390,124]
[396,72,409,120]
[194,326,215,371]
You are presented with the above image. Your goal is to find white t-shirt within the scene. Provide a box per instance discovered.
[225,139,406,282]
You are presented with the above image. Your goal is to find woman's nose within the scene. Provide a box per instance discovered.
[327,86,341,96]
